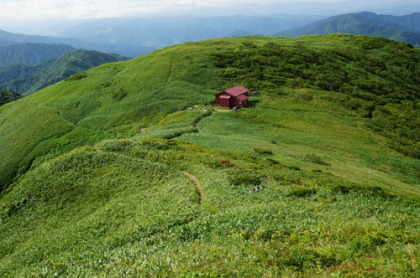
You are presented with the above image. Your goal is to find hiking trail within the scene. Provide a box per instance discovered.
[184,172,203,205]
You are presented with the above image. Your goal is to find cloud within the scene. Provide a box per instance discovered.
[0,0,151,20]
[0,0,416,22]
[0,0,280,20]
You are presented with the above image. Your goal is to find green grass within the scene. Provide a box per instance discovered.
[0,34,419,277]
[1,139,418,277]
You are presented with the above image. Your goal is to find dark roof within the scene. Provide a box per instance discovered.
[224,85,249,97]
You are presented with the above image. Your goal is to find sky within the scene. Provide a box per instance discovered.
[0,0,272,20]
[0,0,415,21]
[0,0,419,34]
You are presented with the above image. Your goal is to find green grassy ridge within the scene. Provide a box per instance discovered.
[0,138,418,276]
[0,41,222,192]
[1,34,419,193]
[0,49,128,95]
[0,34,419,276]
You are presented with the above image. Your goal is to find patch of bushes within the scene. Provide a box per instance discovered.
[0,90,21,106]
[229,171,262,186]
[333,185,351,194]
[265,158,279,165]
[65,72,87,81]
[254,147,273,155]
[305,153,331,166]
[288,187,317,197]
[112,89,128,101]
[219,160,236,167]
[211,38,420,158]
[332,184,394,199]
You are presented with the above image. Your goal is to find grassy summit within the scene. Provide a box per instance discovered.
[0,34,419,277]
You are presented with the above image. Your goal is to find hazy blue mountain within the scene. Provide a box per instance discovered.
[0,38,17,46]
[0,29,152,57]
[0,49,128,95]
[60,15,320,50]
[276,12,420,46]
[0,43,74,66]
[224,2,420,17]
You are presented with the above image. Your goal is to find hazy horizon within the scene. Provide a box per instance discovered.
[0,0,419,36]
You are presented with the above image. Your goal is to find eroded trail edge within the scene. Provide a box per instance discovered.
[184,172,203,205]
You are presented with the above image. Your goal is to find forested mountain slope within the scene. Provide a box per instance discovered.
[0,29,151,57]
[0,49,128,95]
[0,43,74,66]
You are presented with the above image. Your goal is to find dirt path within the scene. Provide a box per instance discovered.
[184,172,203,205]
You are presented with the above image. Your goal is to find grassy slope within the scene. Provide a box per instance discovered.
[0,34,419,277]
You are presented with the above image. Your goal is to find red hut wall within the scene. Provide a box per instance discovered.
[215,93,231,108]
[232,94,249,108]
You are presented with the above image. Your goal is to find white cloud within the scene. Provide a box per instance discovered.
[0,0,416,23]
[0,0,282,21]
[0,0,151,20]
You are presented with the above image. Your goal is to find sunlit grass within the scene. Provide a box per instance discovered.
[0,34,419,277]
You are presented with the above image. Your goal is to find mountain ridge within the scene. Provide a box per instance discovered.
[0,43,75,66]
[0,29,152,57]
[0,49,128,95]
[276,12,420,46]
[0,35,419,277]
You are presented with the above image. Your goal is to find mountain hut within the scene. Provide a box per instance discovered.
[215,85,249,108]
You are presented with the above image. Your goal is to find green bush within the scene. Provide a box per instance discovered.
[253,147,273,155]
[288,187,317,197]
[229,172,262,186]
[65,72,87,81]
[305,153,331,166]
[112,89,128,101]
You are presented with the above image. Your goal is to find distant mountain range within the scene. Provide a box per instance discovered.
[0,43,74,66]
[276,12,420,46]
[0,15,318,57]
[1,12,419,59]
[0,49,128,96]
[0,29,152,57]
[58,15,320,51]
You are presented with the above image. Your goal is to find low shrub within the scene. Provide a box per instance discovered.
[288,187,317,197]
[254,147,273,155]
[112,89,128,101]
[65,72,87,81]
[229,172,262,186]
[305,153,331,166]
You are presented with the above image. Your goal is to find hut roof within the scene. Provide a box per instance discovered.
[236,94,248,101]
[224,85,249,97]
